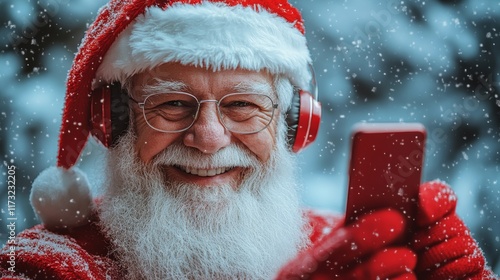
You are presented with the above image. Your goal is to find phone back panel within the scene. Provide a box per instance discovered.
[345,123,426,239]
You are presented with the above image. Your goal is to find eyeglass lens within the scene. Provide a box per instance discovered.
[141,92,276,134]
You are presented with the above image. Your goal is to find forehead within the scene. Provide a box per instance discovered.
[132,62,273,96]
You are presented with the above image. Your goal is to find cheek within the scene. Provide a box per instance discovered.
[237,122,277,162]
[133,111,179,163]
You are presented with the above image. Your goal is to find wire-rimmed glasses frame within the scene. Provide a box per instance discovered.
[129,91,279,134]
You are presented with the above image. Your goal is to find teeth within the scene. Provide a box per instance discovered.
[179,166,231,177]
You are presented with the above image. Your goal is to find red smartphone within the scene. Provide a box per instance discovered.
[345,123,426,241]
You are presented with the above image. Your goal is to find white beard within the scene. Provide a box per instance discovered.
[99,129,309,280]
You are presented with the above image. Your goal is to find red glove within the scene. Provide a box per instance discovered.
[276,209,417,279]
[411,181,497,280]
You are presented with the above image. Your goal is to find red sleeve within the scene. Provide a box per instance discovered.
[303,208,344,245]
[0,223,119,280]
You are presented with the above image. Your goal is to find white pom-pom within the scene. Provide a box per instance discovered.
[30,166,93,230]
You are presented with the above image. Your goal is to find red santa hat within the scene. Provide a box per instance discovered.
[31,0,312,229]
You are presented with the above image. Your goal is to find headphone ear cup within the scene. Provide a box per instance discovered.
[109,83,129,147]
[90,82,129,147]
[286,88,321,153]
[286,89,301,148]
[90,84,112,147]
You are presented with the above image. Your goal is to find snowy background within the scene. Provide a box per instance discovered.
[1,0,499,273]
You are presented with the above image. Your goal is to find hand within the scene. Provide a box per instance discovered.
[276,209,417,279]
[411,181,494,279]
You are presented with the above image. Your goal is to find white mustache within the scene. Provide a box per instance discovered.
[152,143,259,170]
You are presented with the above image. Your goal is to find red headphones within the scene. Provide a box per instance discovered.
[90,81,321,153]
[286,88,321,152]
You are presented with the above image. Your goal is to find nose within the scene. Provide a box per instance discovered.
[183,102,231,154]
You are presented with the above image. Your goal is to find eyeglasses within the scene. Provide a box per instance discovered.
[130,92,278,134]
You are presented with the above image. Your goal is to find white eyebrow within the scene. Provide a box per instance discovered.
[232,82,273,94]
[141,79,189,97]
[140,79,273,97]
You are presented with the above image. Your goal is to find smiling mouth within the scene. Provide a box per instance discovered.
[175,165,235,177]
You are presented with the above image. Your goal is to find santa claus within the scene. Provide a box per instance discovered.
[0,0,497,279]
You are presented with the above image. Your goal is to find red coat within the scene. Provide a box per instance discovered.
[0,209,342,279]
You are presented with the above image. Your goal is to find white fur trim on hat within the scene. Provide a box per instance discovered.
[96,2,312,95]
[30,166,93,230]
